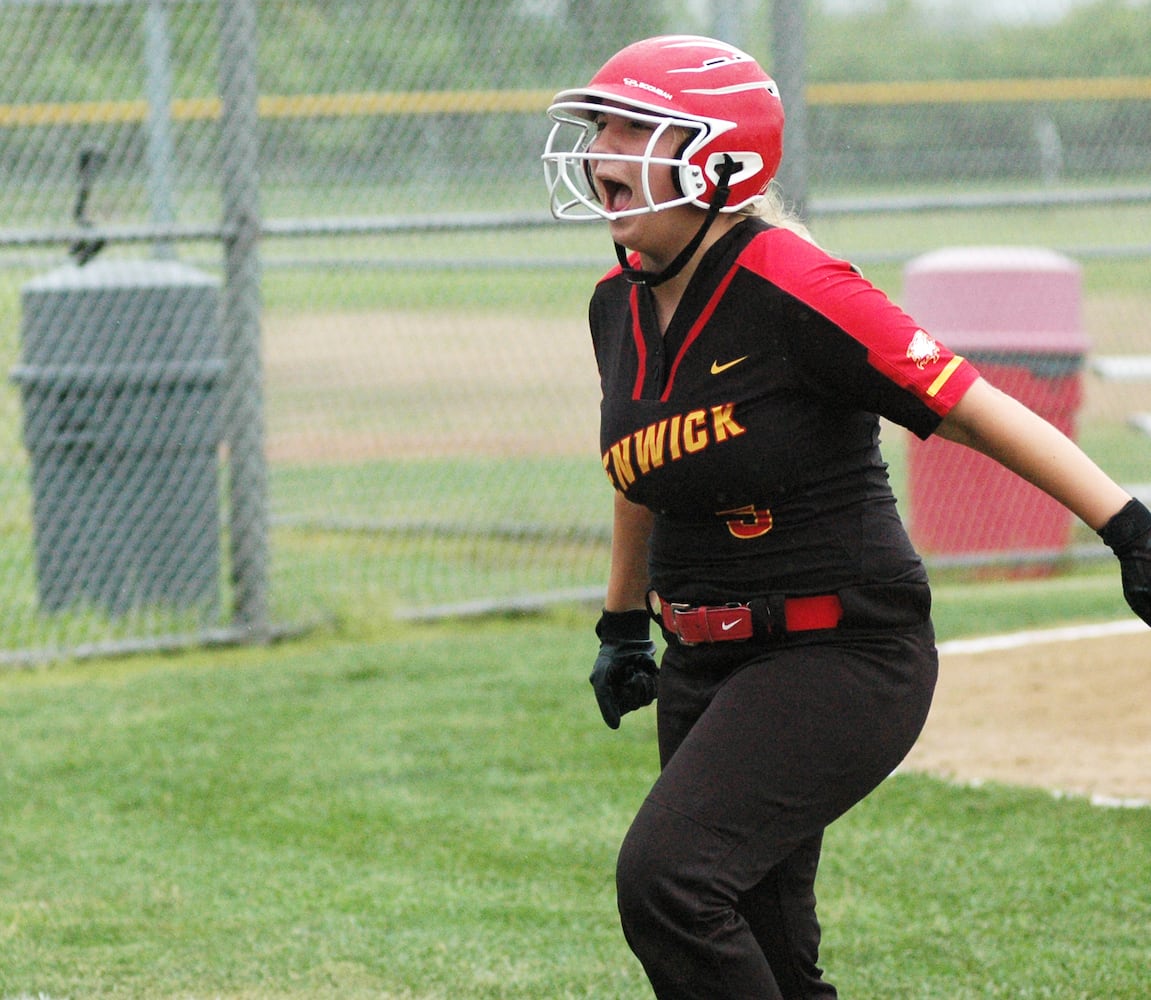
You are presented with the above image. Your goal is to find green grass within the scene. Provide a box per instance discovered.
[1,608,1147,999]
[927,564,1130,636]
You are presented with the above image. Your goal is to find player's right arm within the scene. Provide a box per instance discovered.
[935,376,1131,532]
[937,376,1151,628]
[604,491,654,613]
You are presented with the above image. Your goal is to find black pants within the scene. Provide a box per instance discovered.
[615,622,938,999]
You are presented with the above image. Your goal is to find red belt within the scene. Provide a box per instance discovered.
[657,594,843,645]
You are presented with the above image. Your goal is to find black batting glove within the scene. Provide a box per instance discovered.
[1098,498,1151,627]
[590,609,659,730]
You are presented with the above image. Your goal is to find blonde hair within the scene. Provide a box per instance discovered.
[744,183,817,244]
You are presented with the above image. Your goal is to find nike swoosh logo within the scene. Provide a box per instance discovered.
[720,619,741,631]
[710,356,749,375]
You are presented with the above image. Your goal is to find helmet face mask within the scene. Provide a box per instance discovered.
[543,104,710,220]
[542,35,784,223]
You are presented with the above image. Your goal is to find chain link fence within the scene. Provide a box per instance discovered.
[1,0,1149,662]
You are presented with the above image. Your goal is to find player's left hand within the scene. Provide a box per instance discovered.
[1099,498,1151,627]
[591,609,659,729]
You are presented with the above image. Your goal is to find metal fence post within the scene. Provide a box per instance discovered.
[144,0,177,260]
[771,0,809,217]
[218,0,269,638]
[712,0,747,46]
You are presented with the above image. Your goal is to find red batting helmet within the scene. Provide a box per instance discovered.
[542,35,785,220]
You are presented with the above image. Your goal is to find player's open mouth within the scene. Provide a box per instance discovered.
[600,179,633,215]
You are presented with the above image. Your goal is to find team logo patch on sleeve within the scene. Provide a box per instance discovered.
[906,329,941,369]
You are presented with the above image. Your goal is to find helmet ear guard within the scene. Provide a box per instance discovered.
[705,151,764,193]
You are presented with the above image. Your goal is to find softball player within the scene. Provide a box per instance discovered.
[542,35,1151,1000]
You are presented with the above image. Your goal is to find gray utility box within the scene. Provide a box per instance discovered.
[11,260,225,616]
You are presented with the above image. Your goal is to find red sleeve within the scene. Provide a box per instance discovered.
[742,228,980,418]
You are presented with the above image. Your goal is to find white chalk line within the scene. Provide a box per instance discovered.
[937,616,1148,656]
[899,773,1151,811]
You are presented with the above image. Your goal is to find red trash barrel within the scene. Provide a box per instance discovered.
[902,246,1089,559]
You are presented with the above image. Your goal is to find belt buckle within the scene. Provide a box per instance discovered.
[667,603,699,645]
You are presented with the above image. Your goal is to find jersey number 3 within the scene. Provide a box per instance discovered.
[717,504,774,540]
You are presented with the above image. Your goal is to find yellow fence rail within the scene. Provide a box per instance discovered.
[3,77,1150,128]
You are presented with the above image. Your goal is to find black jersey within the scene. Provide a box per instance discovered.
[589,217,980,605]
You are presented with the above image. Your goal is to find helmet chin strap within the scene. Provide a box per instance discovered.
[614,155,737,288]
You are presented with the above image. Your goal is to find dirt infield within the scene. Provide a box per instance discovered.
[904,627,1151,803]
[263,309,600,461]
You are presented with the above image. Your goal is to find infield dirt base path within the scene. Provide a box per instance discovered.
[903,628,1151,803]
